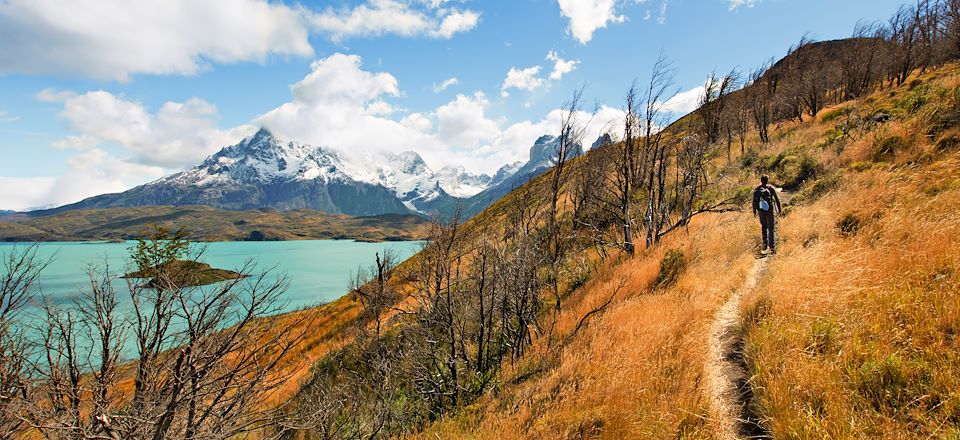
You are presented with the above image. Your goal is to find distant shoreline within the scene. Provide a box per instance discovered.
[0,236,426,244]
[0,205,431,244]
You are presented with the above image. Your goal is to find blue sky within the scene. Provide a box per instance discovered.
[0,0,906,210]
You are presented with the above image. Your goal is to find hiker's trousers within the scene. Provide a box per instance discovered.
[759,210,776,250]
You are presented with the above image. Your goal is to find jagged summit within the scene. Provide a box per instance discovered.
[592,133,614,149]
[37,128,582,219]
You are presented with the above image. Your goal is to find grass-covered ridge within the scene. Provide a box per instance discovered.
[0,205,430,242]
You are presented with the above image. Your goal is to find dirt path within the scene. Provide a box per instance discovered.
[705,256,770,439]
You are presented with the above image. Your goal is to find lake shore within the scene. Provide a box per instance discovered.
[0,205,431,243]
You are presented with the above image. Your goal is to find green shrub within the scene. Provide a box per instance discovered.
[837,213,863,237]
[740,148,761,169]
[820,107,849,123]
[872,135,904,162]
[783,154,819,189]
[852,355,930,413]
[936,134,960,153]
[855,355,909,411]
[805,319,839,355]
[653,249,686,290]
[757,148,820,189]
[732,185,754,207]
[792,174,841,205]
[895,83,930,113]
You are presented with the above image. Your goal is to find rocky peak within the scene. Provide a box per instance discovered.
[592,133,614,149]
[526,134,583,171]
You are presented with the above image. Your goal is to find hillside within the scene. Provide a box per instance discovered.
[407,63,960,440]
[0,205,430,242]
[247,51,960,440]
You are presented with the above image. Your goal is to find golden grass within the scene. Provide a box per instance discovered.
[411,63,960,439]
[740,156,960,438]
[414,211,759,439]
[737,68,960,437]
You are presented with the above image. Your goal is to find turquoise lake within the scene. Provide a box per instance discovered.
[0,240,424,312]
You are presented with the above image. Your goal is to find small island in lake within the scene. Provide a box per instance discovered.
[123,259,244,288]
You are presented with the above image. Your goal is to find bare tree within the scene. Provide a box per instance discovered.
[840,22,888,100]
[620,84,639,254]
[21,230,307,440]
[698,69,738,143]
[942,0,960,59]
[0,245,47,439]
[351,249,399,339]
[542,88,590,314]
[746,62,778,143]
[888,3,922,86]
[638,55,676,247]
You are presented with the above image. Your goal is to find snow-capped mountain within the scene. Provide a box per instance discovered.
[40,129,601,219]
[47,129,495,216]
[436,165,492,198]
[459,134,586,218]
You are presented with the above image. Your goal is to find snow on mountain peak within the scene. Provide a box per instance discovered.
[157,128,563,212]
[436,165,492,198]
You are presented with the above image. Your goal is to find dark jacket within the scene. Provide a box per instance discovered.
[752,183,782,215]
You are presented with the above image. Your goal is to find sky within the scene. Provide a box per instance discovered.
[0,0,908,211]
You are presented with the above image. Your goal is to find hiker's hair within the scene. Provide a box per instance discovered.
[760,175,769,184]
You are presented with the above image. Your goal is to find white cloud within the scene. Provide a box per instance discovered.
[728,0,759,10]
[661,85,704,115]
[432,77,460,93]
[501,66,545,97]
[256,53,621,174]
[0,111,18,123]
[0,177,56,211]
[308,0,479,41]
[546,51,580,80]
[52,134,100,150]
[0,0,312,81]
[557,0,627,44]
[256,53,438,166]
[42,90,256,168]
[0,150,167,211]
[655,0,669,24]
[291,54,400,105]
[434,92,500,148]
[430,10,481,38]
[400,112,433,132]
[6,85,257,210]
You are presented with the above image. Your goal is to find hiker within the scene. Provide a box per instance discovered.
[752,175,783,254]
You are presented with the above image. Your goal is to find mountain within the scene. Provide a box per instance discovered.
[435,165,492,198]
[489,161,523,187]
[34,129,598,220]
[460,134,586,218]
[41,129,489,217]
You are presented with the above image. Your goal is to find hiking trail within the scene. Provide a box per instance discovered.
[705,256,770,439]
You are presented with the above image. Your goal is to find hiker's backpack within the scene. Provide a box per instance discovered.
[756,185,774,212]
